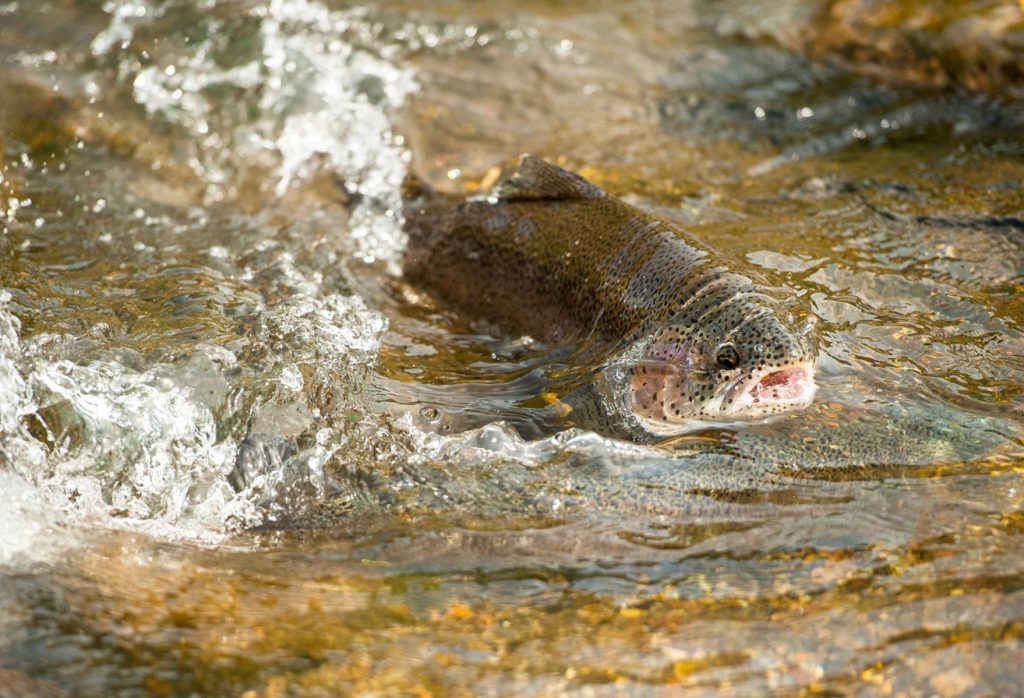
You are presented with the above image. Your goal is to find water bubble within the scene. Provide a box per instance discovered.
[279,365,304,392]
[0,472,73,565]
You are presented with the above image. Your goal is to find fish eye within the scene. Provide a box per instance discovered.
[716,344,740,370]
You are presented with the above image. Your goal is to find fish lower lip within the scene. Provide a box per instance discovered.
[724,366,816,413]
[751,366,813,401]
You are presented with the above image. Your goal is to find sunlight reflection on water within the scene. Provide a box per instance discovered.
[0,0,1022,694]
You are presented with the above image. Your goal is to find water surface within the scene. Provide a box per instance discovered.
[0,1,1022,695]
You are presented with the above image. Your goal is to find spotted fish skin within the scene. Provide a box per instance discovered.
[402,156,817,436]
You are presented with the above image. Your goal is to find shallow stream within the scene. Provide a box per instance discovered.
[1,1,1022,695]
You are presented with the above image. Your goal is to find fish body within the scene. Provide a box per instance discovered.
[401,156,817,437]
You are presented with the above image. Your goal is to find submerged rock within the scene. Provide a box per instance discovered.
[798,0,1024,96]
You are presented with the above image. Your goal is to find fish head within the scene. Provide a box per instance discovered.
[628,285,817,433]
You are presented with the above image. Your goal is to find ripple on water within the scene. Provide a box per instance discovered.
[89,0,416,267]
[0,0,418,545]
[1,287,388,545]
[0,0,1022,694]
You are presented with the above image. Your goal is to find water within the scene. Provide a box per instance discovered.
[1,1,1022,695]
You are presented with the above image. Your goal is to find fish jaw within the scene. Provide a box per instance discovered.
[715,364,817,417]
[628,361,818,435]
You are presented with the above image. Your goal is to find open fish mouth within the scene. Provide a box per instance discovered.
[720,365,817,415]
[628,360,817,434]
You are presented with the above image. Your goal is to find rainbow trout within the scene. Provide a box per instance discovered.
[401,156,817,437]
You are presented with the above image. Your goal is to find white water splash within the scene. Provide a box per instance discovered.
[0,289,386,551]
[257,0,415,268]
[30,356,234,529]
[0,0,416,555]
[0,291,32,436]
[0,290,251,547]
[93,0,416,270]
[0,472,73,566]
[0,295,61,565]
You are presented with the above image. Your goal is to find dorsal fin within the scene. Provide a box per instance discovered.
[492,155,605,201]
